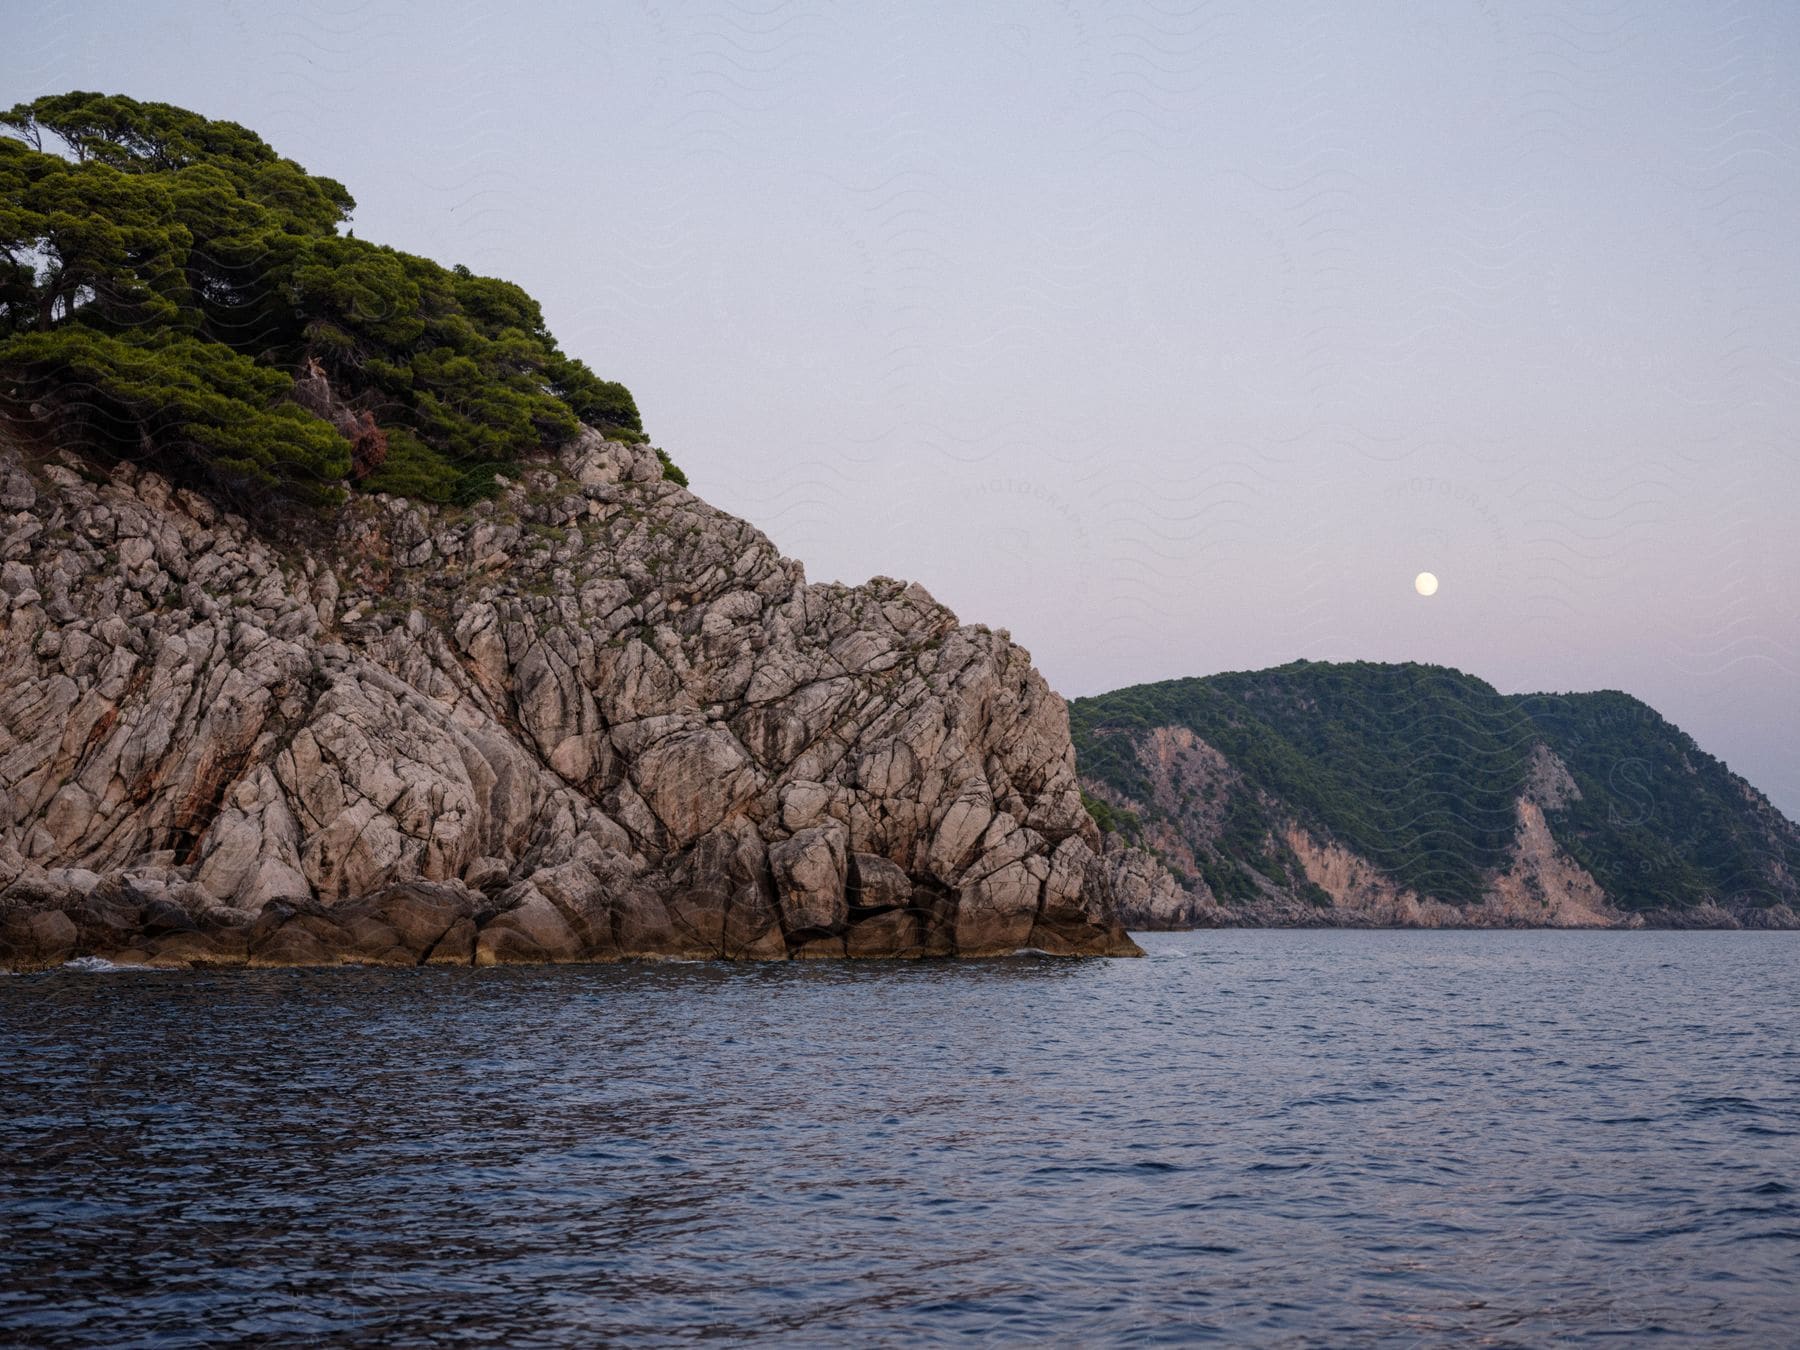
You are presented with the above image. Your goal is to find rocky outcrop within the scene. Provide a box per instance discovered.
[1277,806,1624,928]
[0,432,1140,969]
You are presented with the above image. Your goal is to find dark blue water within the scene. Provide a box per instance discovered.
[3,931,1797,1347]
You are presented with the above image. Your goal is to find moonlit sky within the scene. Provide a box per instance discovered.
[7,2,1799,815]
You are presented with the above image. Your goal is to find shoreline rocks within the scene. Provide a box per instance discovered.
[0,432,1141,970]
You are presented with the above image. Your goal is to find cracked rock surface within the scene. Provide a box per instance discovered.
[0,432,1140,968]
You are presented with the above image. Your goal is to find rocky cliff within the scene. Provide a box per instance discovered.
[0,431,1140,969]
[1077,662,1800,931]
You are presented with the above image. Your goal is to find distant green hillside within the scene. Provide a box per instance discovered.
[1510,690,1798,914]
[1072,661,1800,919]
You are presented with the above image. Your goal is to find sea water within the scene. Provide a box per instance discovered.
[2,930,1796,1345]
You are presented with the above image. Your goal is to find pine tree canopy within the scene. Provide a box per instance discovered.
[0,92,651,509]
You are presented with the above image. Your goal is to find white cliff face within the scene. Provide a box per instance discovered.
[0,432,1139,968]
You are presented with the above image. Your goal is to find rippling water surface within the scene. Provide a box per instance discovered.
[3,931,1798,1346]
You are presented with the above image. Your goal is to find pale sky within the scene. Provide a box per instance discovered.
[7,1,1798,815]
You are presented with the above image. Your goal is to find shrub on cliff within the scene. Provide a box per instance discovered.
[0,91,668,508]
[0,325,351,505]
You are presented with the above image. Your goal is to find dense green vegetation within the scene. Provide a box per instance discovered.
[1075,662,1536,904]
[1514,691,1800,913]
[1074,662,1800,913]
[0,92,660,509]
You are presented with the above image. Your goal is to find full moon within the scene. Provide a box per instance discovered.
[1414,571,1439,597]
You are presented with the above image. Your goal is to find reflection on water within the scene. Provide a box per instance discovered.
[3,932,1797,1345]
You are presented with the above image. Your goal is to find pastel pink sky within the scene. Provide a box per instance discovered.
[7,1,1797,814]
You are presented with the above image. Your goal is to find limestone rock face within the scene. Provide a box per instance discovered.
[0,432,1140,968]
[1099,839,1226,931]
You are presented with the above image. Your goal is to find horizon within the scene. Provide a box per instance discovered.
[4,2,1795,817]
